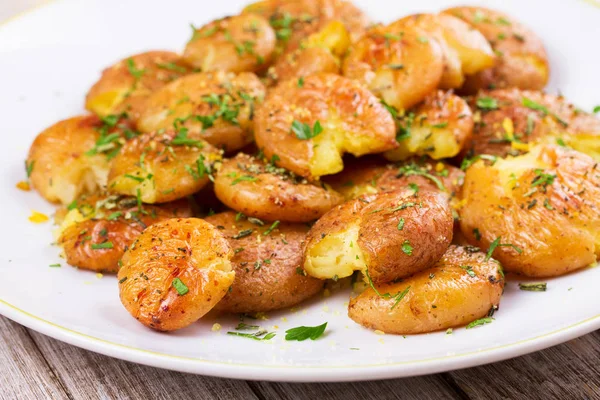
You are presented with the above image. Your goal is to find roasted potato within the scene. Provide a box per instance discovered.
[137,71,266,152]
[214,153,343,222]
[85,51,192,121]
[254,73,397,179]
[242,0,369,54]
[266,20,350,85]
[442,6,549,93]
[303,190,453,283]
[27,115,136,205]
[184,14,276,73]
[460,144,600,277]
[324,156,464,201]
[342,24,445,112]
[348,245,504,334]
[205,211,323,313]
[384,90,474,161]
[118,218,235,331]
[107,130,221,203]
[57,194,193,273]
[391,14,495,89]
[464,89,600,159]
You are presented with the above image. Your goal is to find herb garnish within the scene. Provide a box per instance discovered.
[172,278,189,296]
[285,322,327,341]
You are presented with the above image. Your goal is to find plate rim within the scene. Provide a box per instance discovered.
[2,298,600,381]
[2,0,600,383]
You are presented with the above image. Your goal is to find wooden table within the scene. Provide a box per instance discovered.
[2,3,600,399]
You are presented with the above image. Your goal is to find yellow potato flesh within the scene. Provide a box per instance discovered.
[304,224,365,279]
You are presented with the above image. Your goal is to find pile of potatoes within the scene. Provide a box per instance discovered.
[26,0,600,334]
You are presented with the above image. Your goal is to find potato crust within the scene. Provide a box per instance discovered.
[343,24,445,112]
[384,90,474,161]
[57,195,193,273]
[464,89,600,159]
[118,218,234,331]
[242,0,369,54]
[460,144,600,277]
[214,153,343,222]
[184,14,276,73]
[137,71,266,153]
[27,115,135,205]
[390,14,495,90]
[348,245,504,334]
[303,190,453,283]
[324,156,464,201]
[442,6,549,93]
[205,212,324,313]
[107,130,221,203]
[85,51,192,121]
[254,73,397,179]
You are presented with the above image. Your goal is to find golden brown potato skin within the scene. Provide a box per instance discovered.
[242,0,369,53]
[391,14,495,90]
[442,7,549,93]
[118,218,234,331]
[205,212,323,313]
[324,156,464,200]
[184,14,276,73]
[58,195,193,273]
[85,51,192,121]
[464,89,600,159]
[385,90,474,161]
[137,71,266,153]
[348,245,504,334]
[460,145,600,277]
[214,153,343,222]
[254,73,397,179]
[27,115,135,205]
[108,130,221,203]
[304,190,454,283]
[342,24,445,112]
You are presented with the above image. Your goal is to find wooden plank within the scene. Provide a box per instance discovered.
[448,331,600,399]
[0,316,69,400]
[27,329,259,400]
[250,375,462,400]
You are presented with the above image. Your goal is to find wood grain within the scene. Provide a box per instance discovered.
[0,317,68,400]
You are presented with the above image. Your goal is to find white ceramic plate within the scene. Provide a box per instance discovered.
[1,0,600,383]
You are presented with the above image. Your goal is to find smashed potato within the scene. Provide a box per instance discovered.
[242,0,369,53]
[460,144,600,277]
[254,73,397,179]
[184,14,276,73]
[27,115,136,205]
[118,218,234,331]
[392,14,495,89]
[107,130,221,203]
[57,194,193,273]
[85,51,192,121]
[214,153,343,222]
[205,212,323,313]
[384,90,474,161]
[464,89,600,159]
[348,245,504,334]
[303,190,453,284]
[267,20,350,84]
[325,156,464,200]
[443,6,549,93]
[137,71,266,152]
[342,25,445,112]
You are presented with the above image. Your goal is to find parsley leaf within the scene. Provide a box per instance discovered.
[519,282,547,292]
[291,120,323,140]
[285,322,327,341]
[466,317,494,329]
[476,97,499,110]
[172,278,189,296]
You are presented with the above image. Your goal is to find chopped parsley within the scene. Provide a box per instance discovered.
[291,120,323,140]
[397,218,405,230]
[466,317,494,329]
[519,282,547,292]
[285,322,327,341]
[522,97,568,127]
[365,269,411,310]
[172,278,189,296]
[485,237,523,261]
[25,160,35,179]
[91,241,114,250]
[227,330,276,341]
[476,97,499,110]
[401,240,413,255]
[263,221,280,235]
